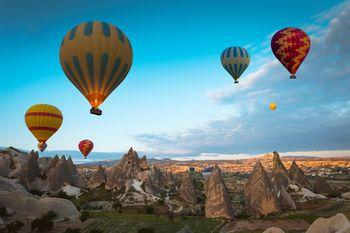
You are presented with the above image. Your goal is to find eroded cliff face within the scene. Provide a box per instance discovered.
[289,160,312,190]
[179,171,197,204]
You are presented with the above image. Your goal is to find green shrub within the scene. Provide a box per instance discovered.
[63,227,81,233]
[5,220,24,233]
[31,211,57,232]
[89,230,102,233]
[137,227,155,233]
[112,200,122,209]
[0,206,10,217]
[80,211,89,222]
[145,206,154,214]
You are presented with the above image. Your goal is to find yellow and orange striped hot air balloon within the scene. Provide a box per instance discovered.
[25,104,63,152]
[59,21,133,115]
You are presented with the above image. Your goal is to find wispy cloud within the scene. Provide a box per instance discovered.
[135,1,350,156]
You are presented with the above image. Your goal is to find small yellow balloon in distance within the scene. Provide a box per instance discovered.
[25,104,63,152]
[269,103,277,111]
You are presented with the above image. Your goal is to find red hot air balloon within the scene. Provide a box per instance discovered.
[271,27,311,79]
[78,140,94,159]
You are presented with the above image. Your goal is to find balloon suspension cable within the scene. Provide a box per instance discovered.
[234,80,239,84]
[290,74,296,79]
[90,107,102,116]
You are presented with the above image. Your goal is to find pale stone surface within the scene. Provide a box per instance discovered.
[263,227,285,233]
[306,213,350,233]
[272,151,291,190]
[342,192,350,200]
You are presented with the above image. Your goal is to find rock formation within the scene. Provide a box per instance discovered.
[306,213,350,233]
[47,156,72,191]
[44,155,59,176]
[289,160,312,190]
[106,148,142,190]
[205,166,234,219]
[0,152,14,177]
[0,176,80,220]
[88,165,107,188]
[278,186,296,211]
[164,172,176,191]
[313,177,332,195]
[263,227,285,233]
[19,150,41,190]
[105,148,165,196]
[46,156,86,191]
[245,160,280,217]
[271,151,291,190]
[179,171,197,204]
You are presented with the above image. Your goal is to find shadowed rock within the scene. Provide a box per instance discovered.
[19,150,41,190]
[289,161,312,190]
[205,165,234,219]
[88,165,107,188]
[245,160,281,217]
[179,171,197,204]
[272,151,291,190]
[313,177,332,195]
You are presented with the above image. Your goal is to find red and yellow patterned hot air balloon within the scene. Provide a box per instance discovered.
[271,27,310,79]
[60,21,133,115]
[25,104,63,152]
[78,140,94,159]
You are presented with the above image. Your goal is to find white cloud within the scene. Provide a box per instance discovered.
[136,1,350,156]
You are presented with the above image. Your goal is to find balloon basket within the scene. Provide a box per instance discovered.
[290,75,296,79]
[234,80,239,84]
[90,107,102,116]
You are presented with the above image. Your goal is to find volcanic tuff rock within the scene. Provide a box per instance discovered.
[179,171,197,204]
[272,151,291,190]
[278,186,296,211]
[164,172,176,190]
[205,166,234,219]
[313,177,332,195]
[19,150,41,190]
[245,160,281,217]
[88,165,107,188]
[306,213,350,233]
[263,227,285,233]
[289,160,312,190]
[0,152,14,177]
[105,147,165,196]
[46,156,86,191]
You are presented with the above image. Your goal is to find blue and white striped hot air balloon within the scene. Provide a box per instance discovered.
[220,46,250,84]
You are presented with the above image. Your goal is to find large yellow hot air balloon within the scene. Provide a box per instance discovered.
[25,104,63,152]
[59,21,133,115]
[269,102,277,111]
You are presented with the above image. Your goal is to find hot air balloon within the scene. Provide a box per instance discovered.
[221,46,250,84]
[78,140,94,159]
[60,21,133,115]
[269,102,277,111]
[271,27,310,79]
[25,104,63,152]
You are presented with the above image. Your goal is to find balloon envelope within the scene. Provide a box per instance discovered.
[60,21,133,114]
[271,27,310,79]
[79,140,94,158]
[269,103,277,111]
[221,46,250,83]
[25,104,63,152]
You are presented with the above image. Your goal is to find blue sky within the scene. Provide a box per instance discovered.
[1,0,350,159]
